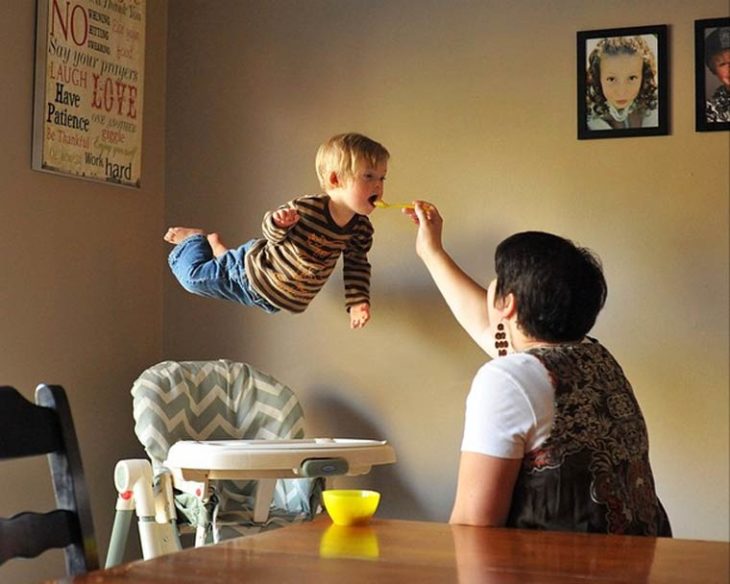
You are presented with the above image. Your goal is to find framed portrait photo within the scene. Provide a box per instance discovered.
[695,17,730,132]
[577,25,668,140]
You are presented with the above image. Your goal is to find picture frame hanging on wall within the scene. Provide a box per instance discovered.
[695,17,730,132]
[32,0,146,188]
[577,25,668,140]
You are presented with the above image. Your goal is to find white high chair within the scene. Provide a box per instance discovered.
[105,360,395,566]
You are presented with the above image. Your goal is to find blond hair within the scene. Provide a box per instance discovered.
[315,133,389,190]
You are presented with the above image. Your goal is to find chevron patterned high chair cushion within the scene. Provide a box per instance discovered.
[132,359,305,464]
[131,359,321,542]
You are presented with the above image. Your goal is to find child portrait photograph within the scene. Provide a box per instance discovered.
[577,25,668,139]
[695,17,730,131]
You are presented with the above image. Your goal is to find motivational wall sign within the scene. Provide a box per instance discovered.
[32,0,146,188]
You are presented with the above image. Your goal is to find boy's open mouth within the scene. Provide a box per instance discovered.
[368,194,379,206]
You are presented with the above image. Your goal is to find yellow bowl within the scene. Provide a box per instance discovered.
[322,489,381,526]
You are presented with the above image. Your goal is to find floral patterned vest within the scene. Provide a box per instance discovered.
[506,338,672,536]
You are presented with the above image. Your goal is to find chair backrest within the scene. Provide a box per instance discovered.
[133,360,318,523]
[132,360,306,468]
[0,384,98,577]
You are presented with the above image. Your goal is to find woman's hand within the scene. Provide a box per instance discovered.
[403,201,443,261]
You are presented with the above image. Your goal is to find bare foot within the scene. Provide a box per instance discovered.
[164,227,204,244]
[207,233,229,258]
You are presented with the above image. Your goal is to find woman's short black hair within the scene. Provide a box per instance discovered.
[494,231,607,342]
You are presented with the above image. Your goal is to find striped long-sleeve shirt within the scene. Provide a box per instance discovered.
[244,194,373,313]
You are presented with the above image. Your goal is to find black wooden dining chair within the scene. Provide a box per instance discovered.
[0,384,99,576]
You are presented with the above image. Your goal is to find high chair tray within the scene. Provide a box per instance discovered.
[164,438,396,480]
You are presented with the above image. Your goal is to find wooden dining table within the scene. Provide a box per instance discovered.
[47,516,729,583]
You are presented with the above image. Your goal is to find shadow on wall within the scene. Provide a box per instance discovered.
[306,389,428,521]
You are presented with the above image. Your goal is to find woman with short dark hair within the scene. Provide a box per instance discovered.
[404,202,671,536]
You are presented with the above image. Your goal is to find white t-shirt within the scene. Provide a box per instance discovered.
[460,353,555,459]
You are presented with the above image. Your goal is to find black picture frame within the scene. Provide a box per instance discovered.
[695,17,730,132]
[577,25,668,140]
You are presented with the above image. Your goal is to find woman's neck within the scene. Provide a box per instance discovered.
[505,318,570,352]
[519,338,560,351]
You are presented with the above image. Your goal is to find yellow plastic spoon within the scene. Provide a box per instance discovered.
[373,200,434,212]
[373,200,415,210]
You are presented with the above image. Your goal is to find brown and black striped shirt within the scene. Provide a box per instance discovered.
[244,194,373,313]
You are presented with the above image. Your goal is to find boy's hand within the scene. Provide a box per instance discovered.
[272,208,300,228]
[349,302,371,329]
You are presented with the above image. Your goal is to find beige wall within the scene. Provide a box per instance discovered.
[165,0,729,542]
[0,1,167,582]
[1,1,727,582]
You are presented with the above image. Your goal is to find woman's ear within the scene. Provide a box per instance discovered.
[499,292,517,320]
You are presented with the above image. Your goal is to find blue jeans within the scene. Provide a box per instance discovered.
[168,235,279,313]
